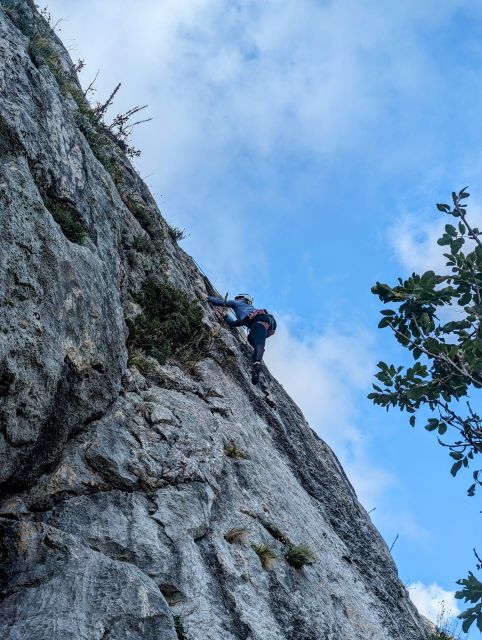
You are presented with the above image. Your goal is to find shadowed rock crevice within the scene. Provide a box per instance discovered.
[0,113,24,157]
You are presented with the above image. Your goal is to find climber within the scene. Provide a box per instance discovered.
[207,293,276,385]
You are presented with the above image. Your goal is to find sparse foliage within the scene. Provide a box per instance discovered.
[224,441,248,459]
[72,58,85,74]
[40,191,88,245]
[127,349,158,374]
[285,543,316,569]
[28,34,58,69]
[169,226,187,242]
[7,1,151,161]
[37,4,63,31]
[132,234,153,255]
[50,205,88,245]
[431,601,467,639]
[122,195,163,240]
[370,187,482,630]
[251,543,277,570]
[126,280,211,364]
[224,527,249,544]
[92,82,151,158]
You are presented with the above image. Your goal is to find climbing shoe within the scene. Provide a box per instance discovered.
[251,362,261,385]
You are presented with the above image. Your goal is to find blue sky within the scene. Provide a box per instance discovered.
[49,0,481,632]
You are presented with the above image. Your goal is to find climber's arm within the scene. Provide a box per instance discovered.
[207,295,236,308]
[224,316,243,328]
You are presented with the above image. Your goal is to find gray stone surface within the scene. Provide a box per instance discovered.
[0,2,431,639]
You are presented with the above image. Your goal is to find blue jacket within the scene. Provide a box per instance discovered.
[207,296,258,327]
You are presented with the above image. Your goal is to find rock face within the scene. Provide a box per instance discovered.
[0,3,430,639]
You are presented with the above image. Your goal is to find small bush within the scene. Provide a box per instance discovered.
[224,527,249,544]
[127,349,157,372]
[75,110,114,168]
[285,544,316,569]
[122,195,163,240]
[430,603,465,640]
[132,235,153,254]
[28,34,58,69]
[103,157,124,185]
[169,226,186,242]
[224,441,248,459]
[252,543,277,570]
[127,280,210,364]
[430,631,456,640]
[44,196,88,245]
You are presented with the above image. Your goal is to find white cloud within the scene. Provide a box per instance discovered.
[408,581,461,624]
[264,316,395,507]
[391,216,448,275]
[390,202,482,274]
[49,0,481,173]
[47,0,482,282]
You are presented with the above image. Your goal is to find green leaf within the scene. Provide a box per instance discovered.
[445,224,457,236]
[451,237,464,254]
[450,451,463,460]
[436,203,450,212]
[438,423,447,435]
[421,270,436,285]
[459,221,466,234]
[378,317,391,329]
[425,419,439,432]
[409,415,416,427]
[458,292,472,306]
[462,616,474,633]
[406,386,425,400]
[451,460,463,476]
[437,235,451,246]
[475,245,482,260]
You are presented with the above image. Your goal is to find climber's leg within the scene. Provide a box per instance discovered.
[248,322,267,364]
[248,322,267,385]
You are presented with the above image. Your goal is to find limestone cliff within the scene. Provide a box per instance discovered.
[0,3,430,639]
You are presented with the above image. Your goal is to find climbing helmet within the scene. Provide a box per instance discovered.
[235,293,253,305]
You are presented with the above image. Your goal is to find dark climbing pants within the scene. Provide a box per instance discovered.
[248,321,268,364]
